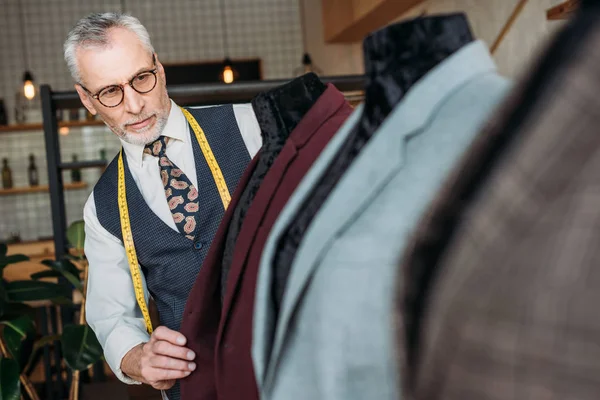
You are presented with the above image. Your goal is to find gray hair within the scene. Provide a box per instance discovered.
[64,12,155,83]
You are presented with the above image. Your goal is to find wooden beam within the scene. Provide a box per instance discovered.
[322,0,426,43]
[490,0,530,54]
[547,0,578,20]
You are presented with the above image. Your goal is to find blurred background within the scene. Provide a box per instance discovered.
[0,0,574,398]
[0,0,569,244]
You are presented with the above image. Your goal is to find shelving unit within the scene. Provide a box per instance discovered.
[0,119,105,134]
[547,0,578,20]
[0,181,87,196]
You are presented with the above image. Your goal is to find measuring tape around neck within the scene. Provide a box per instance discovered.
[117,106,232,333]
[180,107,231,208]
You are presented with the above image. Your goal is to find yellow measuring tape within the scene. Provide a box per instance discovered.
[117,106,232,333]
[180,107,231,209]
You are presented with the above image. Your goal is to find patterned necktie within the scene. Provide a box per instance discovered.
[144,136,199,240]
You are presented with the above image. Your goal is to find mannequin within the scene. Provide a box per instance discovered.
[221,73,326,297]
[271,13,475,313]
[398,5,600,398]
[403,0,600,382]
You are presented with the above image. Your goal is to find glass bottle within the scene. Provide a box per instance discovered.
[28,154,39,186]
[71,154,82,183]
[2,158,13,189]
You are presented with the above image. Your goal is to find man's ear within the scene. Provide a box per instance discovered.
[155,54,166,83]
[75,84,97,115]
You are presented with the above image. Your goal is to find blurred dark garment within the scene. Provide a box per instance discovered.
[400,6,600,400]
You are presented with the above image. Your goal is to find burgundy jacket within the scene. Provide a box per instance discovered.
[179,84,352,400]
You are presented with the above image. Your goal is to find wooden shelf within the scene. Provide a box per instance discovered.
[547,0,578,20]
[0,181,88,196]
[60,159,107,170]
[0,119,105,133]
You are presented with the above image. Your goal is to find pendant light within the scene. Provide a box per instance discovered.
[219,0,237,84]
[18,0,35,100]
[294,0,322,76]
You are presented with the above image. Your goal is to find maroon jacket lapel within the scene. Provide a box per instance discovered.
[179,153,260,400]
[212,85,352,400]
[218,84,349,331]
[179,84,353,400]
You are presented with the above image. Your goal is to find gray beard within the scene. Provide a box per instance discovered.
[119,114,168,146]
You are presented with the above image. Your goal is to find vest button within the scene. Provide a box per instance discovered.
[194,241,203,250]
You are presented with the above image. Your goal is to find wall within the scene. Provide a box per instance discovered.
[302,0,366,76]
[0,126,115,242]
[305,0,569,78]
[0,0,305,125]
[398,0,568,78]
[0,0,305,242]
[0,0,573,242]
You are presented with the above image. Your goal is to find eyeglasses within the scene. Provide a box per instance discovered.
[80,55,158,108]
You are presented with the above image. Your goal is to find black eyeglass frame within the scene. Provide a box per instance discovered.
[79,54,158,108]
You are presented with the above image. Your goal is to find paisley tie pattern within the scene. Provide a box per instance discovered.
[144,136,199,240]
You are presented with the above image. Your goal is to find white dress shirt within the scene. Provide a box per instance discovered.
[83,100,262,385]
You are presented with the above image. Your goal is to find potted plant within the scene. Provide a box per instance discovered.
[0,220,103,400]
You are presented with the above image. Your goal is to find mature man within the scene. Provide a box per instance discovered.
[65,13,261,399]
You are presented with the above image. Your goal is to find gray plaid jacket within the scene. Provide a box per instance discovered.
[399,6,600,400]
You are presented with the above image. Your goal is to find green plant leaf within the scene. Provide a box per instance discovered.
[67,221,86,252]
[39,259,83,292]
[1,316,36,373]
[26,334,61,370]
[61,324,103,371]
[0,254,29,270]
[0,284,6,318]
[50,296,74,306]
[41,259,81,278]
[5,281,71,302]
[0,357,20,400]
[32,334,61,352]
[30,270,63,280]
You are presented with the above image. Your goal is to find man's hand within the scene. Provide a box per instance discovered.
[121,326,196,390]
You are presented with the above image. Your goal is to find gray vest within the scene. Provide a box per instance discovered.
[94,105,251,400]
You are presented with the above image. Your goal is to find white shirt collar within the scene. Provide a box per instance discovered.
[120,99,188,167]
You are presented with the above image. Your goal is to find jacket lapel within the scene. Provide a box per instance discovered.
[217,143,297,342]
[218,85,346,334]
[264,103,410,389]
[252,105,363,386]
[260,39,501,390]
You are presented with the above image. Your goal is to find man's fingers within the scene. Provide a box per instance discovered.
[151,326,187,346]
[151,340,195,361]
[147,367,192,383]
[152,380,176,390]
[150,355,196,371]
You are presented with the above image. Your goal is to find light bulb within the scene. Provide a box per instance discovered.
[59,126,70,136]
[24,80,35,100]
[223,65,234,84]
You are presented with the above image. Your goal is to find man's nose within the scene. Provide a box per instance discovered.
[123,85,145,114]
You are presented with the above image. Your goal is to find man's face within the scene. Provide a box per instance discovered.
[75,28,171,146]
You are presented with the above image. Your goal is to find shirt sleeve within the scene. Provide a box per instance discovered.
[83,192,150,385]
[232,103,263,157]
